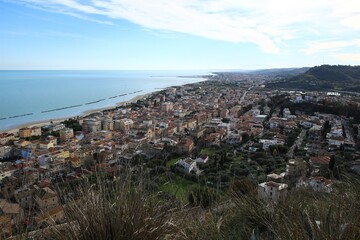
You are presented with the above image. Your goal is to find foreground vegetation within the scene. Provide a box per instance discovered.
[14,167,360,240]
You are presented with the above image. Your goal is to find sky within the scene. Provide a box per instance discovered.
[1,0,360,70]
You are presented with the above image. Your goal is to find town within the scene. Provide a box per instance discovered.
[1,74,360,238]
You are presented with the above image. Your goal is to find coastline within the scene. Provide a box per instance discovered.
[1,92,152,135]
[0,75,208,135]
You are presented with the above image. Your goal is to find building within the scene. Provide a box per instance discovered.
[101,117,114,131]
[176,138,194,154]
[0,133,15,145]
[266,173,285,183]
[49,123,66,132]
[117,118,134,133]
[297,176,333,193]
[195,155,209,164]
[98,130,113,141]
[177,158,197,173]
[35,205,64,226]
[259,139,285,150]
[258,181,288,203]
[0,145,13,160]
[34,187,59,212]
[82,118,101,133]
[31,127,42,137]
[14,187,35,209]
[0,199,22,237]
[19,128,32,138]
[283,108,291,118]
[161,102,173,112]
[59,128,74,143]
[286,159,307,177]
[308,125,323,142]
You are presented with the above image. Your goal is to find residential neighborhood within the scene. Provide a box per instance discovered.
[1,76,360,237]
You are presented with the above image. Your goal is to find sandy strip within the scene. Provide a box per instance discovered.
[1,92,152,134]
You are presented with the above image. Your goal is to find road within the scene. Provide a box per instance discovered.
[287,129,307,158]
[240,85,254,104]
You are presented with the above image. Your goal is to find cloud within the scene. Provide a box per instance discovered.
[301,40,360,55]
[12,0,360,54]
[336,53,360,62]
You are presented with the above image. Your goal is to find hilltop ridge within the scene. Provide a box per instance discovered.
[266,65,360,92]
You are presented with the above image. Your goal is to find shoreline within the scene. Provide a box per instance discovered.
[0,77,208,134]
[1,92,152,135]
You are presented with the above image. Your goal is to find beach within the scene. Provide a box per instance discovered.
[0,70,207,132]
[1,92,152,134]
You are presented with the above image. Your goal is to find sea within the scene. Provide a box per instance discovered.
[0,70,209,131]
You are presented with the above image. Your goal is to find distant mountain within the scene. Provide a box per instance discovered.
[266,65,360,92]
[248,67,310,76]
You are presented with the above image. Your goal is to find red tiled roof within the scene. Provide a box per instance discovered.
[265,181,280,187]
[310,156,330,165]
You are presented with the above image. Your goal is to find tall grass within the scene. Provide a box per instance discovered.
[10,168,360,240]
[52,167,179,240]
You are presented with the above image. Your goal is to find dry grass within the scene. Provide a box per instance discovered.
[9,169,360,240]
[51,169,179,240]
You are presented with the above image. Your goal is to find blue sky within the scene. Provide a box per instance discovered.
[1,0,360,70]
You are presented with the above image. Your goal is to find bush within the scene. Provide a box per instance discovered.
[188,187,217,208]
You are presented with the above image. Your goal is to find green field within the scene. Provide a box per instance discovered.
[160,175,200,202]
[200,148,217,157]
[166,156,182,167]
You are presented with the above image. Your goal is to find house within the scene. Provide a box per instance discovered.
[0,133,15,145]
[177,158,197,173]
[225,133,242,145]
[259,139,285,150]
[31,127,42,137]
[116,118,133,133]
[266,173,285,183]
[0,145,13,159]
[286,159,307,177]
[0,199,22,237]
[59,128,74,143]
[176,138,194,154]
[19,128,32,138]
[309,156,331,175]
[14,186,35,209]
[308,125,323,142]
[283,108,291,118]
[34,205,64,226]
[297,176,333,193]
[69,156,82,168]
[34,187,59,212]
[310,156,330,168]
[0,176,16,199]
[195,155,209,164]
[191,128,206,139]
[258,181,288,203]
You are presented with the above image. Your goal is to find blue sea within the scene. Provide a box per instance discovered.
[0,70,208,131]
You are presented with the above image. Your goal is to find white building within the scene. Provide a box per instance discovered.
[283,108,291,118]
[177,158,197,173]
[297,176,333,193]
[259,139,285,150]
[258,181,288,203]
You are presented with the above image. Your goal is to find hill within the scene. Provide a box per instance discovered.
[266,65,360,92]
[248,67,310,76]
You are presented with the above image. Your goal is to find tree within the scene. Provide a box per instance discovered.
[241,132,250,144]
[329,155,336,171]
[188,187,216,208]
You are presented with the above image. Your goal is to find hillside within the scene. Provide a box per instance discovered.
[266,65,360,92]
[248,67,310,77]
